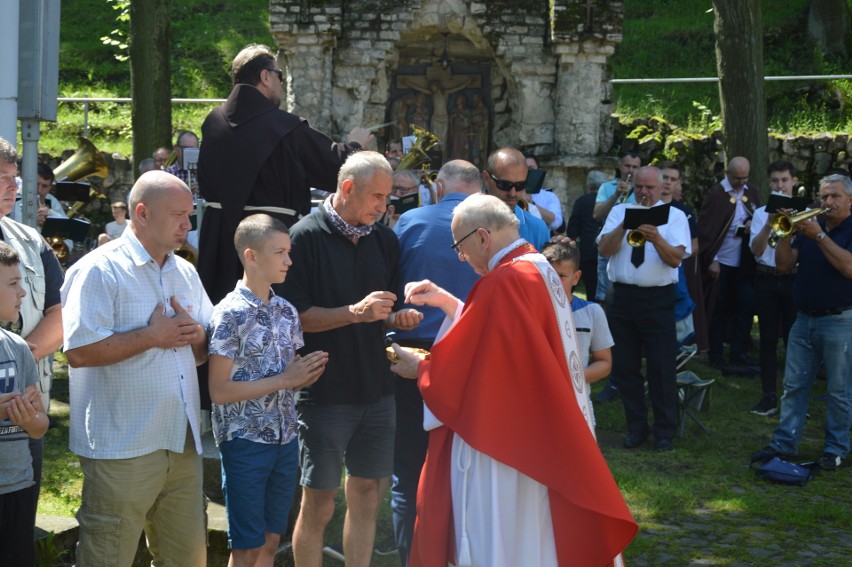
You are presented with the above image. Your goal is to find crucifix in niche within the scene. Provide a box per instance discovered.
[396,65,481,160]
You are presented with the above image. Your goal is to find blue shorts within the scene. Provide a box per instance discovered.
[298,395,396,489]
[219,437,299,549]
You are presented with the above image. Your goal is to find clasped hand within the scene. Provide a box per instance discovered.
[0,386,42,427]
[148,297,204,349]
[281,351,329,390]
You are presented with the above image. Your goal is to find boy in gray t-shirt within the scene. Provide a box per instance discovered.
[0,241,48,564]
[544,241,614,429]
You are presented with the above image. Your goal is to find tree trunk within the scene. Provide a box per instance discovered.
[713,0,768,201]
[808,0,850,59]
[130,0,172,180]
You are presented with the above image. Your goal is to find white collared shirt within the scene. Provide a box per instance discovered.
[715,177,751,267]
[597,201,691,287]
[749,205,776,267]
[61,229,213,459]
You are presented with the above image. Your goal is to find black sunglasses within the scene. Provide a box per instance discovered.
[451,227,484,254]
[266,68,283,82]
[487,170,526,192]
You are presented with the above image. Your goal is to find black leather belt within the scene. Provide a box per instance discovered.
[800,305,852,317]
[755,264,797,276]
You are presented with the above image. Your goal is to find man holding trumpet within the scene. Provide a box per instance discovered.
[747,160,800,416]
[597,166,691,451]
[752,173,852,471]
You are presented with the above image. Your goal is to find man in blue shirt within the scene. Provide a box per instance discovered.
[752,174,852,471]
[390,159,482,565]
[480,147,550,250]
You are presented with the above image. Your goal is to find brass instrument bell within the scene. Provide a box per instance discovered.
[47,236,69,261]
[174,245,197,265]
[627,229,646,248]
[768,207,830,247]
[397,125,439,171]
[53,137,109,182]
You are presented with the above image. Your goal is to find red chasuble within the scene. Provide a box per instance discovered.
[411,244,637,567]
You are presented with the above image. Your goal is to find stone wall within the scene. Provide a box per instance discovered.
[269,0,623,208]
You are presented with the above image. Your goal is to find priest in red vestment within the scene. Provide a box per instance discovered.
[391,194,637,567]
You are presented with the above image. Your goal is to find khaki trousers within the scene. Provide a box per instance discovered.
[75,426,206,567]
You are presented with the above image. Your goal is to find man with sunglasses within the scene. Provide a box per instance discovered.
[197,44,374,306]
[480,147,550,251]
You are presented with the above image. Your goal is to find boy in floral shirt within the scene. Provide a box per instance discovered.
[208,214,328,566]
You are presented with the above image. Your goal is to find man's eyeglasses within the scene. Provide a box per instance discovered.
[486,171,526,192]
[267,68,284,82]
[392,185,418,194]
[451,227,485,254]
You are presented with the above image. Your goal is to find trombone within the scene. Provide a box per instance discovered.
[767,207,830,248]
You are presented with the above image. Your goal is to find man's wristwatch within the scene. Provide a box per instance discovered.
[816,231,827,242]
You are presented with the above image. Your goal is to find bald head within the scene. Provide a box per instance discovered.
[129,170,191,219]
[482,147,529,209]
[726,157,750,190]
[128,171,195,263]
[436,160,482,200]
[485,147,527,174]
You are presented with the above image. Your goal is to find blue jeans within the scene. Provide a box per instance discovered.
[770,310,852,458]
[595,255,611,302]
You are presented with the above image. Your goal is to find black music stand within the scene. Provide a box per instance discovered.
[53,182,93,203]
[41,217,92,243]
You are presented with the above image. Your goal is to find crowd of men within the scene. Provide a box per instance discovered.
[0,40,850,567]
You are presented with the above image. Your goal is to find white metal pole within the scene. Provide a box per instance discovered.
[0,0,20,144]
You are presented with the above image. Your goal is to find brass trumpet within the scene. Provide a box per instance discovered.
[615,174,634,205]
[767,207,830,247]
[627,229,646,248]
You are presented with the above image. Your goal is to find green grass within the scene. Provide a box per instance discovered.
[42,327,852,565]
[39,353,83,518]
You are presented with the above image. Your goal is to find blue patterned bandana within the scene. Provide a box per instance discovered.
[323,195,374,239]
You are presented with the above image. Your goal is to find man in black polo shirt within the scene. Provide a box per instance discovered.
[281,151,422,566]
[752,174,852,471]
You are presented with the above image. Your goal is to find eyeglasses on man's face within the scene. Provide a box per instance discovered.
[267,68,284,82]
[392,184,418,195]
[487,171,526,193]
[451,227,487,255]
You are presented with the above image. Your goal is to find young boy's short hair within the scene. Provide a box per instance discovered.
[111,201,127,210]
[542,240,580,269]
[0,241,20,267]
[234,214,289,265]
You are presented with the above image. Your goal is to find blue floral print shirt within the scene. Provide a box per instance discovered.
[208,282,303,446]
